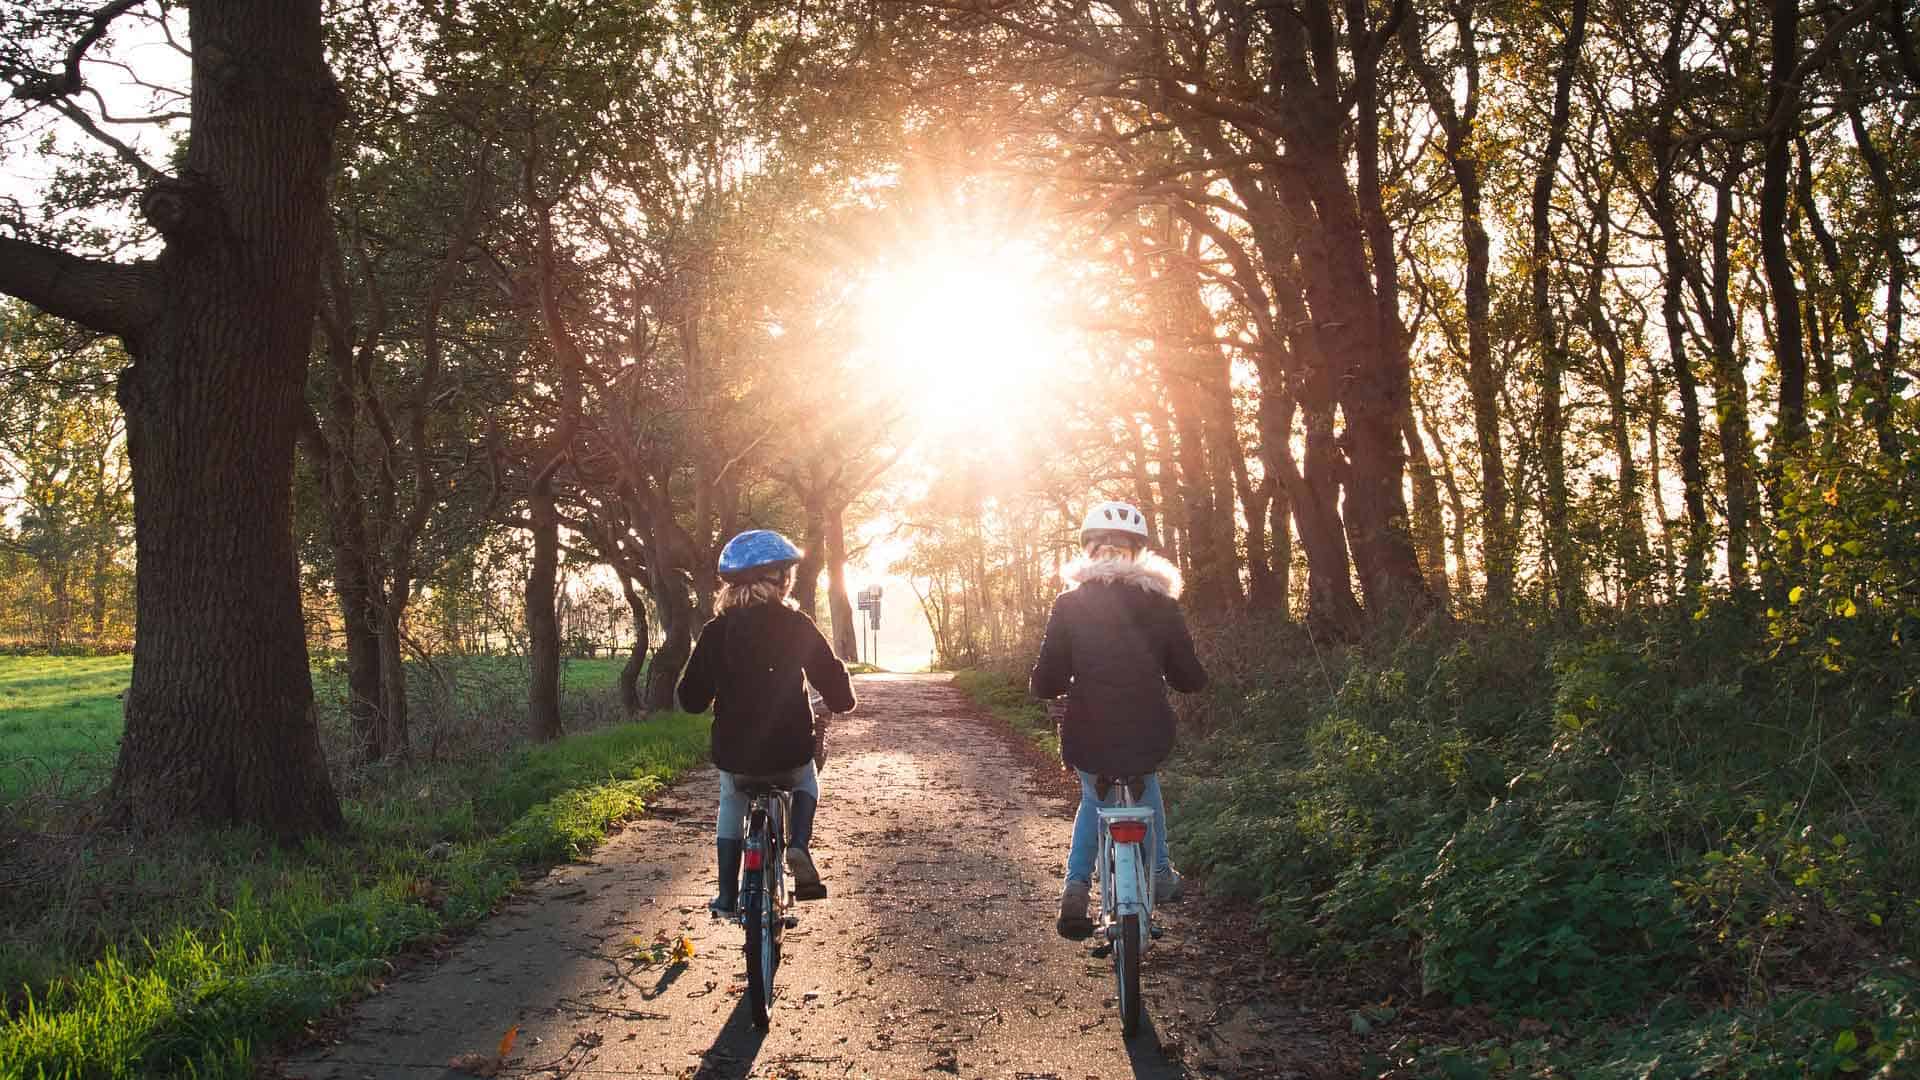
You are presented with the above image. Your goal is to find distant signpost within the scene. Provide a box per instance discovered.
[854,584,882,666]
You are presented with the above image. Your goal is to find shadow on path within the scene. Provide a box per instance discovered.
[690,993,767,1079]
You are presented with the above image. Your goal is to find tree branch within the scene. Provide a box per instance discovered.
[0,235,159,337]
[12,0,148,103]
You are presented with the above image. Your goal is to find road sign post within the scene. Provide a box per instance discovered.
[853,585,882,667]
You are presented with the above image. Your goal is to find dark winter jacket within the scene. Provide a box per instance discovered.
[1029,553,1208,777]
[677,602,856,775]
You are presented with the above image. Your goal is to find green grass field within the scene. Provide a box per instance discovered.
[0,654,631,800]
[0,650,699,1079]
[0,655,131,798]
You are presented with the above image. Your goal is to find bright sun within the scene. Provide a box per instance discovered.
[856,240,1078,435]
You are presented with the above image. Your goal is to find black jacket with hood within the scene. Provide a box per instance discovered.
[1029,552,1208,776]
[676,602,856,775]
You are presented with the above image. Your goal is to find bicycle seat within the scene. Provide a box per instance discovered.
[733,780,793,797]
[1096,774,1152,796]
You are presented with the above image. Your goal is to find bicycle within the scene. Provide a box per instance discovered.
[1090,773,1157,1037]
[726,780,793,1028]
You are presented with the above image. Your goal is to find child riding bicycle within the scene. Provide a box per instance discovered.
[1029,500,1208,940]
[677,529,856,914]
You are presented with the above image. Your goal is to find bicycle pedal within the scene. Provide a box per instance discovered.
[1149,926,1164,940]
[1089,942,1113,958]
[782,915,799,928]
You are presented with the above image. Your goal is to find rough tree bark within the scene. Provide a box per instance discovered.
[644,558,694,712]
[1761,0,1808,466]
[617,569,649,714]
[826,507,858,662]
[1532,0,1590,614]
[0,0,345,836]
[1649,132,1711,590]
[1400,0,1512,608]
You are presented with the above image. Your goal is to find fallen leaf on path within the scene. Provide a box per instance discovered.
[497,1024,519,1058]
[446,1051,501,1077]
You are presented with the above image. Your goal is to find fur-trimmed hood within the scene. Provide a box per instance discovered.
[1060,551,1183,599]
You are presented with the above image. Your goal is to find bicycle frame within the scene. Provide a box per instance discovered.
[737,792,787,902]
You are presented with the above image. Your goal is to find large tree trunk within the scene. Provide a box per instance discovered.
[644,563,694,712]
[793,494,826,620]
[617,571,649,715]
[376,600,410,758]
[526,483,563,741]
[332,550,384,761]
[87,0,345,837]
[1340,1,1432,618]
[826,506,858,661]
[1761,0,1807,471]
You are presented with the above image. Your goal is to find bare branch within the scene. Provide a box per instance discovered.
[46,94,167,182]
[12,0,148,103]
[81,84,188,125]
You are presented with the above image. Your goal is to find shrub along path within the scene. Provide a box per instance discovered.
[278,674,1353,1079]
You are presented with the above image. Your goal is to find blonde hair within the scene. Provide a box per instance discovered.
[717,566,797,613]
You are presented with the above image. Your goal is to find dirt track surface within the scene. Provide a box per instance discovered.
[279,674,1343,1080]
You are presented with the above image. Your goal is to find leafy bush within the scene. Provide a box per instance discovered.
[1163,604,1920,1072]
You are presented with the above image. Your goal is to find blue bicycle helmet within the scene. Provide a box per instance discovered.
[717,529,803,580]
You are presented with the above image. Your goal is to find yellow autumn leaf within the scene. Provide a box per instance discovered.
[672,935,696,962]
[1840,598,1858,618]
[1789,586,1805,604]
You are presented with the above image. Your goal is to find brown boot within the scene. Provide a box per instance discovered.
[1056,880,1093,940]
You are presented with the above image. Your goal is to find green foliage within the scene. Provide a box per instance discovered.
[1166,605,1920,1072]
[1767,398,1920,680]
[1409,795,1694,1015]
[950,669,1059,757]
[0,713,710,1078]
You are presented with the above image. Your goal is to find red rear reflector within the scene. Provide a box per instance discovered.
[1108,821,1149,844]
[743,848,764,870]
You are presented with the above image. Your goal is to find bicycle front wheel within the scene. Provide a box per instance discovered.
[1115,912,1142,1037]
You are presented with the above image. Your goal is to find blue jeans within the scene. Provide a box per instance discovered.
[1064,768,1171,885]
[716,762,819,841]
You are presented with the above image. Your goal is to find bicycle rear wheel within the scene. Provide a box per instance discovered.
[744,814,780,1027]
[1115,913,1141,1036]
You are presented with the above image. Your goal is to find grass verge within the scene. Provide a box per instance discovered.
[0,655,629,805]
[0,710,709,1079]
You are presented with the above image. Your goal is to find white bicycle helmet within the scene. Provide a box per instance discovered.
[1079,499,1150,547]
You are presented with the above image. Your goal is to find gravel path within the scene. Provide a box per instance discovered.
[278,673,1341,1080]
